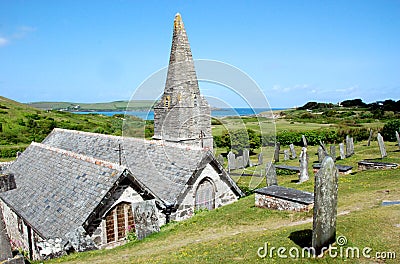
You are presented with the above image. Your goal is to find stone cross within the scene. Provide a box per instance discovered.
[289,143,297,159]
[377,133,387,158]
[339,143,345,160]
[243,149,250,168]
[396,131,400,150]
[227,151,236,172]
[283,150,290,161]
[330,145,336,162]
[302,135,308,147]
[257,153,263,165]
[312,156,338,255]
[265,161,278,186]
[299,147,309,183]
[317,146,326,163]
[367,129,373,147]
[274,142,280,162]
[217,154,224,166]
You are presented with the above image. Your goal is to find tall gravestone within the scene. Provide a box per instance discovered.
[257,153,263,165]
[299,147,309,183]
[243,149,250,167]
[283,150,290,161]
[132,200,160,240]
[217,154,224,166]
[312,156,338,255]
[317,146,325,163]
[339,143,345,160]
[377,133,387,158]
[396,131,400,150]
[274,142,280,162]
[227,151,236,172]
[265,161,278,186]
[302,135,308,147]
[367,129,373,147]
[289,143,297,159]
[330,145,336,162]
[345,135,351,157]
[350,137,355,156]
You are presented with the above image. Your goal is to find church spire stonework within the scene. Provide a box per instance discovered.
[153,13,213,150]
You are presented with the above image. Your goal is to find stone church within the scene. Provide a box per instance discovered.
[0,13,243,260]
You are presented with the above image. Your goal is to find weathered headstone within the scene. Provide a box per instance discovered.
[289,143,297,159]
[243,149,250,167]
[377,133,387,158]
[345,135,351,157]
[350,137,355,156]
[236,156,244,169]
[319,140,327,153]
[274,142,280,162]
[396,131,400,150]
[330,145,336,162]
[283,150,290,161]
[217,154,224,166]
[257,152,263,165]
[299,147,309,183]
[339,143,345,160]
[132,200,160,240]
[227,151,236,172]
[312,156,338,255]
[317,146,326,163]
[367,129,373,146]
[265,161,278,186]
[302,135,308,147]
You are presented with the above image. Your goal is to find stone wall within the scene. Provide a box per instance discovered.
[173,163,238,221]
[255,193,313,212]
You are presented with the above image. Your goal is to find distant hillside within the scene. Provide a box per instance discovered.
[28,100,156,111]
[0,96,149,160]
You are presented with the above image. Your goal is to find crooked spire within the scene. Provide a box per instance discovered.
[164,13,200,97]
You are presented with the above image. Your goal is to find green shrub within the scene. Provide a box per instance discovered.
[382,119,400,141]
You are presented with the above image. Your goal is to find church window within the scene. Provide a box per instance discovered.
[193,94,198,106]
[164,95,171,108]
[105,202,135,243]
[195,179,215,210]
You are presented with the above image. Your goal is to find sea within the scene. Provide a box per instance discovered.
[74,108,285,120]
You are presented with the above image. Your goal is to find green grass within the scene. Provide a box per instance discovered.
[27,100,155,111]
[40,140,400,263]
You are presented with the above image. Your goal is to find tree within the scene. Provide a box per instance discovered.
[382,119,400,141]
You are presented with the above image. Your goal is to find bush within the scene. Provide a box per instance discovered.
[382,119,400,141]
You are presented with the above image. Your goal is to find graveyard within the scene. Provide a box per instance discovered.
[36,133,400,263]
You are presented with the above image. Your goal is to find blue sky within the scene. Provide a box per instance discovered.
[0,1,399,108]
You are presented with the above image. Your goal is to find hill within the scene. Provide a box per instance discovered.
[28,100,155,111]
[0,96,148,160]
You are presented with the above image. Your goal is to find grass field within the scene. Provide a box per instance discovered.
[40,140,400,264]
[28,100,155,111]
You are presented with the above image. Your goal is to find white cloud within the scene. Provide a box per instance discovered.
[0,37,9,47]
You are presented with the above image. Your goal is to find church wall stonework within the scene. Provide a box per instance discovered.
[173,164,238,221]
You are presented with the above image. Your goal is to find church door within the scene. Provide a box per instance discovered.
[105,202,135,243]
[195,179,215,210]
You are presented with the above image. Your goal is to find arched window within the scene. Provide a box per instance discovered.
[164,95,171,108]
[195,179,215,210]
[105,202,135,243]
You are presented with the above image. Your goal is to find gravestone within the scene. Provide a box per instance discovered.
[274,142,280,162]
[283,150,290,161]
[396,131,400,150]
[299,147,309,183]
[339,143,345,160]
[289,143,297,159]
[367,129,373,146]
[377,133,387,158]
[257,153,263,165]
[317,146,326,163]
[350,137,355,156]
[330,145,336,162]
[312,156,338,255]
[345,135,351,157]
[302,135,308,147]
[227,151,236,172]
[243,149,250,167]
[319,140,327,153]
[265,161,278,186]
[132,200,160,240]
[217,154,224,166]
[236,156,245,169]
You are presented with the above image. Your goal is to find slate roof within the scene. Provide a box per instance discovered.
[0,142,132,240]
[42,128,211,204]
